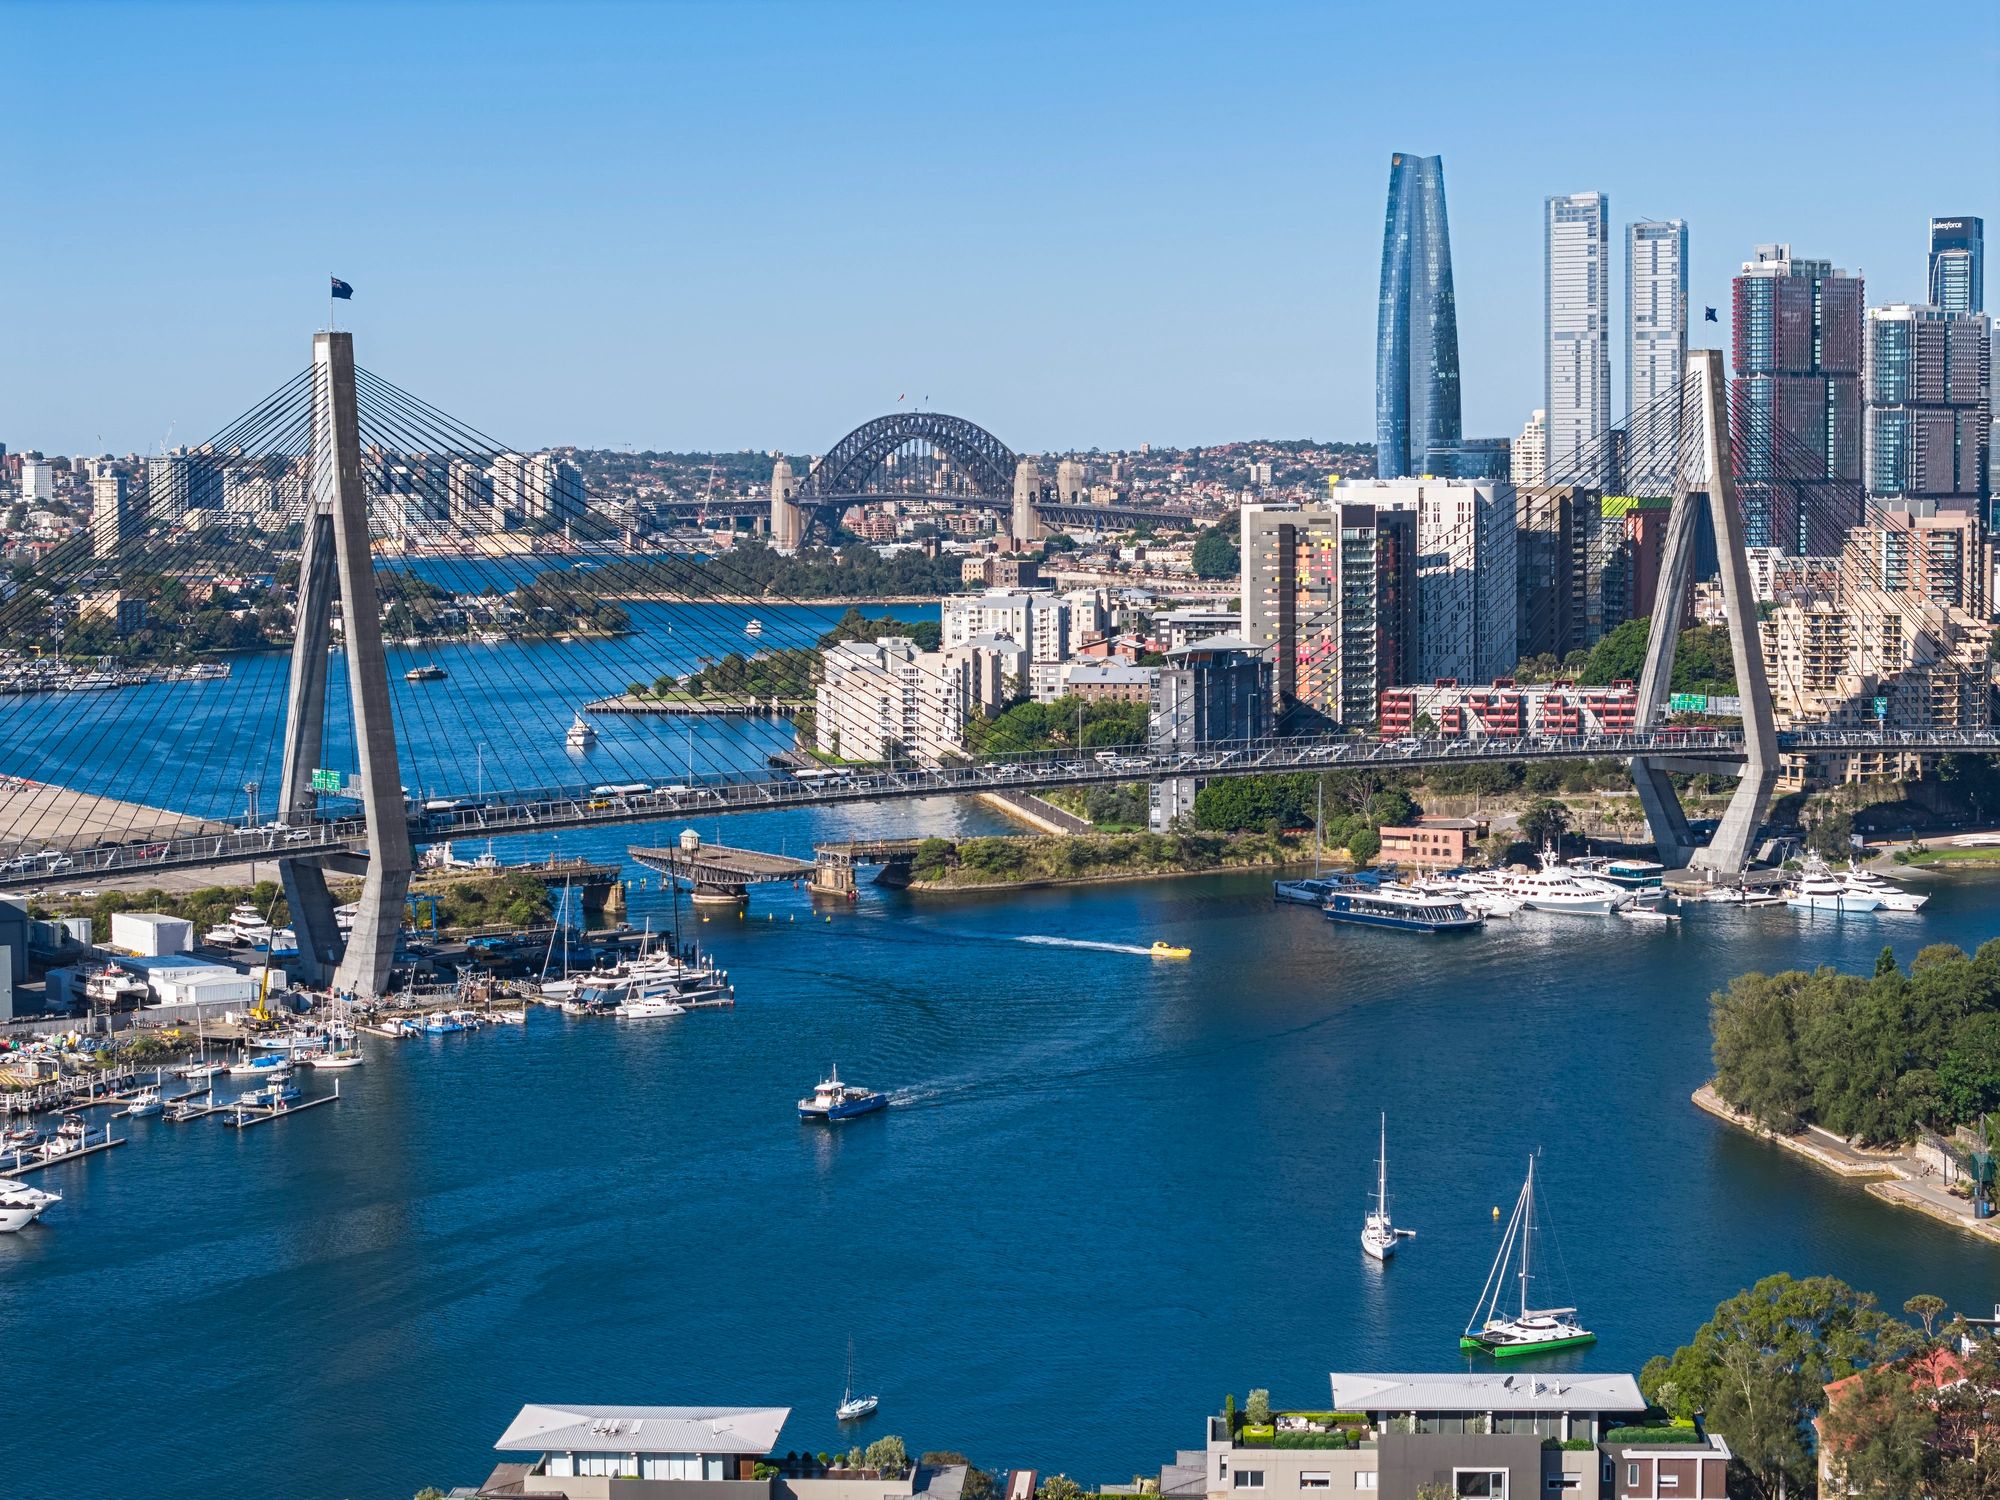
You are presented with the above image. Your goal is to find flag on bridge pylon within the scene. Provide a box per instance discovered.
[330,277,354,300]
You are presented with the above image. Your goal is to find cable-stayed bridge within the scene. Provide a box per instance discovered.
[0,334,1972,991]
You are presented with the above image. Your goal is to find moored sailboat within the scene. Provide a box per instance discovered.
[1361,1112,1414,1261]
[1460,1153,1595,1357]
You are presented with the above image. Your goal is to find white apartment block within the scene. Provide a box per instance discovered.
[815,637,971,765]
[941,587,1106,701]
[1510,409,1546,488]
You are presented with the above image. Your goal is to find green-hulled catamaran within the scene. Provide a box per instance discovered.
[1460,1152,1596,1358]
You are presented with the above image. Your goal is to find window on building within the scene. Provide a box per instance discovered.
[1453,1473,1507,1499]
[1659,1476,1679,1490]
[1627,1464,1640,1487]
[577,1453,640,1478]
[1233,1472,1265,1490]
[640,1454,703,1481]
[1546,1481,1580,1493]
[1352,1476,1377,1492]
[1299,1473,1330,1489]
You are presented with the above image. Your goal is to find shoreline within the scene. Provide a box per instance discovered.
[1692,1083,2000,1247]
[909,856,1320,896]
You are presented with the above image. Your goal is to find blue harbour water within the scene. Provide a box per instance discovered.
[3,606,1999,1498]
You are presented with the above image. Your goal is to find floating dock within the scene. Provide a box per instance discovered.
[0,1129,125,1175]
[217,1085,341,1129]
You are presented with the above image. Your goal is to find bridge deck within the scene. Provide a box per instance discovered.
[628,844,816,888]
[0,724,1983,893]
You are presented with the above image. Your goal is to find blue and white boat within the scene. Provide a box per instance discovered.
[422,1013,467,1035]
[1322,883,1484,934]
[237,1079,300,1109]
[798,1066,889,1122]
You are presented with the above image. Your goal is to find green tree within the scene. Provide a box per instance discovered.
[863,1436,909,1478]
[1817,1362,1937,1498]
[1639,1273,1920,1500]
[1346,826,1381,868]
[1518,798,1571,852]
[1245,1388,1271,1425]
[1191,526,1240,579]
[1036,1477,1083,1500]
[1903,1293,1947,1339]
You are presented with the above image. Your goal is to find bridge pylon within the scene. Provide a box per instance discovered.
[1011,458,1044,544]
[275,331,414,996]
[1630,348,1780,875]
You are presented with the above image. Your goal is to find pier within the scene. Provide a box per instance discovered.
[218,1086,341,1129]
[1,1124,125,1175]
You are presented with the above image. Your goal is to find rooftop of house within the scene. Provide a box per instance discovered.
[1325,1372,1646,1415]
[495,1404,791,1455]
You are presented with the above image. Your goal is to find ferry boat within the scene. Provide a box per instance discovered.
[1324,883,1484,934]
[1361,1113,1414,1261]
[0,1177,60,1232]
[404,663,448,682]
[566,712,597,749]
[1461,1154,1596,1358]
[1786,856,1883,913]
[798,1066,889,1122]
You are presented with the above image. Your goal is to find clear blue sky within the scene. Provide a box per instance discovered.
[5,0,1995,457]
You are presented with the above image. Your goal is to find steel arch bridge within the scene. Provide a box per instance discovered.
[792,412,1016,538]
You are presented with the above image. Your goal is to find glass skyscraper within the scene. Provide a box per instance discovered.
[1730,244,1864,552]
[1375,153,1461,479]
[1929,217,1984,315]
[1626,219,1688,490]
[1545,192,1612,487]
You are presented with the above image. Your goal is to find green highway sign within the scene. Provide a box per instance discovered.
[310,768,343,793]
[1668,693,1707,712]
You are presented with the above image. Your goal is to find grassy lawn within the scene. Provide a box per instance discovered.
[1897,845,2000,866]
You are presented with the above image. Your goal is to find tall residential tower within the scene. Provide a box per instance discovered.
[1545,192,1611,485]
[1375,153,1462,479]
[1626,219,1688,488]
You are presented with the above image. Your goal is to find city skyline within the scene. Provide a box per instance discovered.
[2,0,1993,456]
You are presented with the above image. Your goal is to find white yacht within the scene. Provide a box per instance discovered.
[1418,875,1521,919]
[1361,1113,1413,1261]
[122,1088,163,1118]
[566,713,597,750]
[1840,865,1928,912]
[0,1177,60,1232]
[1473,866,1629,915]
[1786,856,1883,913]
[615,984,688,1020]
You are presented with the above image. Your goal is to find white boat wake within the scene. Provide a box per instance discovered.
[1013,935,1156,956]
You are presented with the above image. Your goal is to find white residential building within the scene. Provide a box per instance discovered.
[1510,409,1546,488]
[1545,191,1612,484]
[815,636,974,765]
[18,455,54,504]
[941,587,1103,700]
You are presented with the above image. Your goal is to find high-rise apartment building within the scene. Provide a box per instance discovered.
[1731,244,1865,553]
[1929,217,1984,315]
[1511,410,1547,487]
[1863,304,1992,506]
[1375,153,1462,480]
[1545,192,1612,486]
[1239,500,1416,729]
[90,472,132,558]
[1626,219,1688,488]
[1378,477,1520,683]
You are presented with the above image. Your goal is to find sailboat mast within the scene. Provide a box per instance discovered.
[1376,1113,1387,1212]
[1519,1156,1535,1316]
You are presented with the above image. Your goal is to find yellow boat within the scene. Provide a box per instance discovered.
[1149,941,1191,960]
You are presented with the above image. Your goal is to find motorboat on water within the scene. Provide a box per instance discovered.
[799,1066,889,1122]
[122,1088,163,1118]
[744,618,765,638]
[1461,1154,1596,1358]
[1617,905,1678,924]
[565,713,597,750]
[0,1177,60,1232]
[616,988,688,1019]
[1786,856,1884,913]
[164,1093,211,1122]
[2,1123,38,1154]
[1840,864,1928,912]
[228,1054,292,1077]
[247,1031,323,1052]
[1324,883,1484,934]
[237,1078,300,1110]
[1471,865,1629,915]
[304,1049,365,1069]
[177,1059,225,1083]
[404,663,447,682]
[1149,941,1191,959]
[41,1115,88,1157]
[1361,1113,1414,1261]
